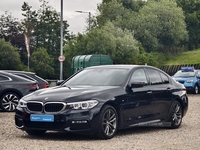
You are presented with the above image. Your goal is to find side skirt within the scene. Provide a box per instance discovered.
[129,120,171,127]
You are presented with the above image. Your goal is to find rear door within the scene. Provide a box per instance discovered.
[145,68,172,120]
[0,74,12,93]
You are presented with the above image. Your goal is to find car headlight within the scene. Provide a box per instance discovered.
[18,99,27,108]
[67,100,98,110]
[186,80,194,83]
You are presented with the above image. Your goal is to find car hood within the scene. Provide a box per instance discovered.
[23,85,121,102]
[173,77,195,81]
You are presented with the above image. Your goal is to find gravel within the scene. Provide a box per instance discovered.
[0,94,200,150]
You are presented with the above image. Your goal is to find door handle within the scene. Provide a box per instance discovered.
[147,91,152,94]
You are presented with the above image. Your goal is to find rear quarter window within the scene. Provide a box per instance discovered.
[0,75,10,81]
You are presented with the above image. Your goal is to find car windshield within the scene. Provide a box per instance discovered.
[63,68,129,86]
[174,70,196,77]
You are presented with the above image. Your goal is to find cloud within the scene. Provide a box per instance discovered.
[0,0,102,34]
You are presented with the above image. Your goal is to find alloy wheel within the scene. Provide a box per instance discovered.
[0,92,20,112]
[171,102,182,127]
[102,108,117,137]
[194,85,199,94]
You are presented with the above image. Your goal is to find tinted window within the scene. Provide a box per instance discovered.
[174,70,195,77]
[129,69,148,85]
[0,75,10,81]
[196,71,200,77]
[160,72,169,84]
[14,74,35,81]
[65,68,129,86]
[146,69,162,85]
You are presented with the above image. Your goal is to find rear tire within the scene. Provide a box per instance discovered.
[96,105,118,139]
[169,101,182,129]
[0,92,20,112]
[26,130,46,136]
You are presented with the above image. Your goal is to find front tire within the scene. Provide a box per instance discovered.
[193,84,199,94]
[0,92,20,112]
[169,101,182,129]
[96,105,118,139]
[26,130,46,136]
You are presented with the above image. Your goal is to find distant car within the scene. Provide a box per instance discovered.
[0,71,39,112]
[1,70,49,89]
[173,67,200,94]
[15,65,188,139]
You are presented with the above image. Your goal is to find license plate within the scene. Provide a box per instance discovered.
[30,114,54,122]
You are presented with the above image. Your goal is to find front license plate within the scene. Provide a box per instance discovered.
[30,114,54,122]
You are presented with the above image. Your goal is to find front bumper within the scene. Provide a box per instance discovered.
[185,86,195,92]
[15,107,101,135]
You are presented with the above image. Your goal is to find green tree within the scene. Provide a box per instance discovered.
[0,12,27,63]
[30,47,54,78]
[97,0,138,31]
[36,0,70,55]
[96,0,126,27]
[64,22,141,76]
[176,0,200,49]
[117,0,147,12]
[0,38,22,70]
[21,2,38,37]
[0,11,21,40]
[21,0,71,79]
[133,0,188,53]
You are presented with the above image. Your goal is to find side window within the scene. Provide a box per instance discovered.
[160,72,169,84]
[15,74,35,81]
[0,75,10,81]
[196,71,200,77]
[146,69,162,85]
[129,69,148,85]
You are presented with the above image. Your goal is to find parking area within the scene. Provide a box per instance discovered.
[0,94,200,150]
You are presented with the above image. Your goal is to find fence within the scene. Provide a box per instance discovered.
[158,63,200,76]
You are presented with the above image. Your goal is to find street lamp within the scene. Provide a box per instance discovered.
[75,11,91,32]
[60,0,64,80]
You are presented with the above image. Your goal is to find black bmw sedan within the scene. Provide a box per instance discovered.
[15,65,188,139]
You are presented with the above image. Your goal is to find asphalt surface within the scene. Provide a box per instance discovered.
[0,94,200,150]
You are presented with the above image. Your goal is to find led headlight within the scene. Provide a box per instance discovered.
[186,80,193,83]
[67,100,98,110]
[18,99,27,108]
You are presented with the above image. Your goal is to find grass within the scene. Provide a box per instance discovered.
[163,49,200,65]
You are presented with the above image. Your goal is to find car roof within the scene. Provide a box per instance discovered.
[85,64,160,70]
[0,71,36,83]
[1,70,35,75]
[1,70,48,83]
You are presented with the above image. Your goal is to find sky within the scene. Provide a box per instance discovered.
[0,0,102,34]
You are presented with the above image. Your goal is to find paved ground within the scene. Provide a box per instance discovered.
[0,94,200,150]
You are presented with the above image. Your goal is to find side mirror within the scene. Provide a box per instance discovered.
[130,82,145,88]
[57,80,64,86]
